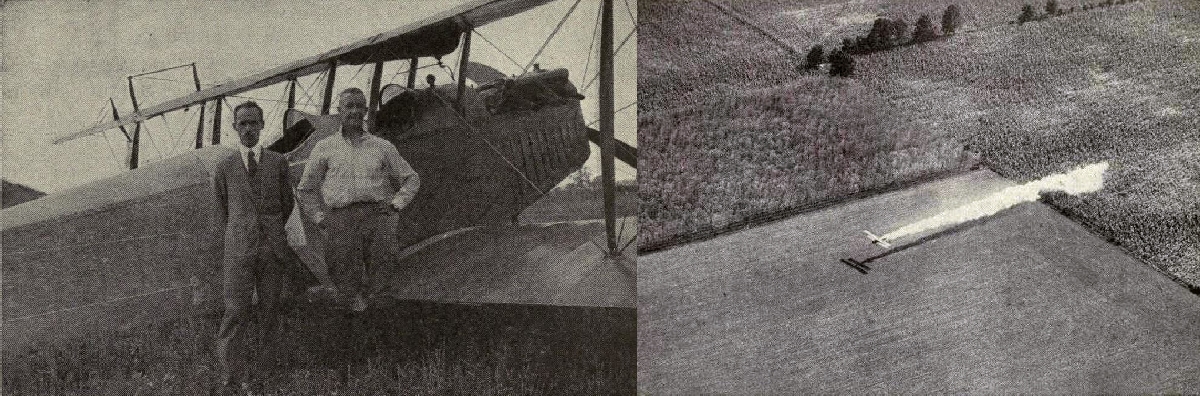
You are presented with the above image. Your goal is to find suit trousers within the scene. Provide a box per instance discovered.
[215,243,284,383]
[324,202,400,298]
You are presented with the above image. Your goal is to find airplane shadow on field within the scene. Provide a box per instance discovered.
[839,217,994,274]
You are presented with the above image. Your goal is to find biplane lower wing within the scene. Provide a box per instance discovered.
[1,143,628,356]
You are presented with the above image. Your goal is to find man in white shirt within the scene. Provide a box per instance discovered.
[297,88,420,312]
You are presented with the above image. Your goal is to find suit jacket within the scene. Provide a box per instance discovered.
[212,147,299,264]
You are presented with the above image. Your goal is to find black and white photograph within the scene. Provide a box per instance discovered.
[638,0,1200,393]
[2,0,636,394]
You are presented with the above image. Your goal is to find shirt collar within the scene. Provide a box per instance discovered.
[338,126,371,144]
[237,143,261,158]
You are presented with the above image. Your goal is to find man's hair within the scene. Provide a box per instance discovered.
[232,101,263,117]
[339,87,365,98]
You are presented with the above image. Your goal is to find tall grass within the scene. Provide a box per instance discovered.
[640,0,1200,292]
[639,76,975,247]
[846,0,1200,287]
[2,301,635,395]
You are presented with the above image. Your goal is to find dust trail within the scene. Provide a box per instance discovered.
[880,162,1109,242]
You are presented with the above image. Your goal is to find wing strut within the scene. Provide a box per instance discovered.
[126,76,142,169]
[599,0,617,254]
[455,28,473,114]
[321,60,338,115]
[191,63,206,149]
[212,96,223,145]
[367,61,384,130]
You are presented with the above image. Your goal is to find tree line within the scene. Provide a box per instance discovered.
[803,0,1143,78]
[804,5,963,77]
[1017,0,1141,24]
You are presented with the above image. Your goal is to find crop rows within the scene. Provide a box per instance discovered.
[641,0,1200,289]
[843,0,1200,286]
[639,76,975,247]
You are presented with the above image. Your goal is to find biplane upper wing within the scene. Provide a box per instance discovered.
[53,0,555,144]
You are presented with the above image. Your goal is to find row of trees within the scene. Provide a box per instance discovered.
[842,4,963,55]
[1018,0,1142,23]
[803,4,963,77]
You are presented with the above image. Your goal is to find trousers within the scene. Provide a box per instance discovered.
[324,202,400,298]
[215,244,284,383]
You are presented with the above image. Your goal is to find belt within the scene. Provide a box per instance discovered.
[334,201,382,209]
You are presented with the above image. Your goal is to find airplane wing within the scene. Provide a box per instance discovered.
[863,230,892,249]
[54,0,556,144]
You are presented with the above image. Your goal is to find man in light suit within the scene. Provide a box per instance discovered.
[212,101,315,390]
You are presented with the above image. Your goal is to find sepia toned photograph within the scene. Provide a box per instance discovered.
[2,0,636,394]
[638,0,1200,393]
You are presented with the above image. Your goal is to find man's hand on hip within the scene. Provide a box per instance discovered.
[377,201,399,215]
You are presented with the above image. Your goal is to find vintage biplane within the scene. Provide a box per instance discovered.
[1,0,636,353]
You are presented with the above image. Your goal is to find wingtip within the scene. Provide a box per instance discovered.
[863,230,892,249]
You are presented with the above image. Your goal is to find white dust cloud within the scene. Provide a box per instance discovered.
[881,162,1108,241]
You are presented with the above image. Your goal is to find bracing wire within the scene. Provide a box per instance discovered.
[100,130,119,165]
[581,26,636,93]
[385,59,442,86]
[296,69,328,110]
[474,30,525,71]
[163,110,187,156]
[347,62,370,86]
[623,0,636,25]
[586,101,637,128]
[581,0,603,87]
[523,0,584,74]
[428,92,543,194]
[386,62,408,86]
[139,120,161,163]
[258,83,291,144]
[178,106,200,152]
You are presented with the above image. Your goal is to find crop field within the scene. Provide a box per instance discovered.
[848,0,1200,287]
[639,170,1200,393]
[639,0,1200,288]
[638,76,976,246]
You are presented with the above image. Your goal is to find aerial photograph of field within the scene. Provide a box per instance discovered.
[639,0,1200,392]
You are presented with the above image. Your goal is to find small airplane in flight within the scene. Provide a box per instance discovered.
[863,230,892,249]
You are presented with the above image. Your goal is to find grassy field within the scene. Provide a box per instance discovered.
[3,188,636,395]
[639,0,1200,288]
[3,302,635,395]
[638,76,976,246]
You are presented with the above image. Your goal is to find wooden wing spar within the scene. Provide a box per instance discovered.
[54,0,556,144]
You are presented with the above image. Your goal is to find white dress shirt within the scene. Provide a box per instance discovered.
[236,144,263,172]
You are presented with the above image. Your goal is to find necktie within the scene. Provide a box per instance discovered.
[247,150,258,177]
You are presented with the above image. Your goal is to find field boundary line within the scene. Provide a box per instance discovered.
[639,166,975,255]
[701,0,804,58]
[983,159,1200,296]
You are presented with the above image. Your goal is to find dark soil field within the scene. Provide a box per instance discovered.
[639,0,1200,288]
[639,170,1200,393]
